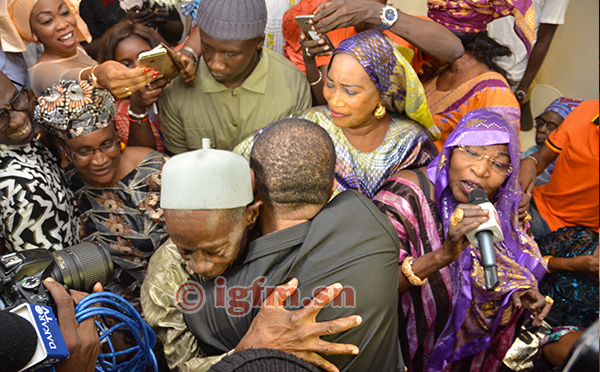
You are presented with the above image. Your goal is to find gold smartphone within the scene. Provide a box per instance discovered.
[137,43,183,80]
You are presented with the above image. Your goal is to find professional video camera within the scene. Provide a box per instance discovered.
[0,242,114,310]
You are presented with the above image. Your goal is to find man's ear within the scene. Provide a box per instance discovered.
[256,34,266,50]
[244,199,262,227]
[250,168,257,194]
[329,178,337,199]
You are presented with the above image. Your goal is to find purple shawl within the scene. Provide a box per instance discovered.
[427,0,535,54]
[425,108,546,370]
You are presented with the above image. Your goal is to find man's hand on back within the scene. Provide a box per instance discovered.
[235,278,362,372]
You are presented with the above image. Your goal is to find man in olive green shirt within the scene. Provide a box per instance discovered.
[160,0,311,152]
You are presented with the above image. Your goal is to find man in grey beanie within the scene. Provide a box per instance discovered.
[160,0,311,153]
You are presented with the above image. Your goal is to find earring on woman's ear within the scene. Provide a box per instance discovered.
[32,34,38,42]
[120,141,126,151]
[374,102,386,119]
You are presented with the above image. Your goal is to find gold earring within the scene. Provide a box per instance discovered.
[120,141,126,152]
[374,102,386,119]
[32,34,38,42]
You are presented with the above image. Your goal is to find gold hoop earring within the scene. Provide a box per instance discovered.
[374,103,386,119]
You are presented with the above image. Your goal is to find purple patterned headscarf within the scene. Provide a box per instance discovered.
[538,97,583,120]
[427,0,535,54]
[332,29,439,139]
[425,109,545,368]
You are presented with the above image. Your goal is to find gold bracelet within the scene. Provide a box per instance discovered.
[309,69,322,86]
[401,256,427,286]
[78,66,92,81]
[90,65,102,87]
[542,255,552,273]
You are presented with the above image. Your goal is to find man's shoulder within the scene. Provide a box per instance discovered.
[264,48,306,79]
[557,100,599,134]
[0,142,59,179]
[163,72,202,99]
[318,190,399,246]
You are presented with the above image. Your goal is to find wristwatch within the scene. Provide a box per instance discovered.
[379,5,399,30]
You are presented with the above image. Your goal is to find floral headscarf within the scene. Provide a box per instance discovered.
[333,29,439,140]
[35,80,115,140]
[428,0,535,54]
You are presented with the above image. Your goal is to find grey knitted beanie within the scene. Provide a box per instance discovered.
[196,0,267,41]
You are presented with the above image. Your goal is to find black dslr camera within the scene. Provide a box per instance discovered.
[0,242,114,310]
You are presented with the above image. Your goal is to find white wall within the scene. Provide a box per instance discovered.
[535,0,599,101]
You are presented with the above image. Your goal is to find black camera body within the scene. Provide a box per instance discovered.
[0,242,114,310]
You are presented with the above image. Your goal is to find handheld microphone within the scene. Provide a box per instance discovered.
[466,189,504,291]
[9,303,69,371]
[0,310,37,372]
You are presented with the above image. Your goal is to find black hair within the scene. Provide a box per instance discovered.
[455,31,513,85]
[249,118,336,210]
[96,21,166,63]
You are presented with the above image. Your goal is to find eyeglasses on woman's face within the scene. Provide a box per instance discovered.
[0,81,30,133]
[456,145,513,175]
[67,137,120,162]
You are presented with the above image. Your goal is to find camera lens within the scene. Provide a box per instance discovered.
[50,242,114,292]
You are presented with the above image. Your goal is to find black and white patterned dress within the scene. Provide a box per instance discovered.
[0,141,80,252]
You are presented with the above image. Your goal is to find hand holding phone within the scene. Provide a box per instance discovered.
[137,43,184,80]
[295,15,334,50]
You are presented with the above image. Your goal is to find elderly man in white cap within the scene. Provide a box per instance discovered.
[160,0,311,153]
[141,137,362,372]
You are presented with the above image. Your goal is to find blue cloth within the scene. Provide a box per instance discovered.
[537,227,599,328]
[0,46,29,88]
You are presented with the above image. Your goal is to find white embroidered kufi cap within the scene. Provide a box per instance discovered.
[161,143,253,209]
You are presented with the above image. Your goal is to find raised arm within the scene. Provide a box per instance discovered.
[514,23,559,104]
[312,0,464,63]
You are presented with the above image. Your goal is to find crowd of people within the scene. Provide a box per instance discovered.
[0,0,597,371]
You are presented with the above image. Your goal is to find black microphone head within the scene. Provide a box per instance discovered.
[468,188,489,204]
[0,310,38,372]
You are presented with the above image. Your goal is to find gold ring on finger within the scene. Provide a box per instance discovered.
[450,207,464,227]
[523,212,532,223]
[545,295,554,305]
[125,87,132,97]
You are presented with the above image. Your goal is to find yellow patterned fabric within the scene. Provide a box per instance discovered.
[141,239,233,372]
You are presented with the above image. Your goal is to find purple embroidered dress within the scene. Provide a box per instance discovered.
[374,109,546,371]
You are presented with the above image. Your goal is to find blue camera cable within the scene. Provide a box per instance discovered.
[74,292,158,372]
